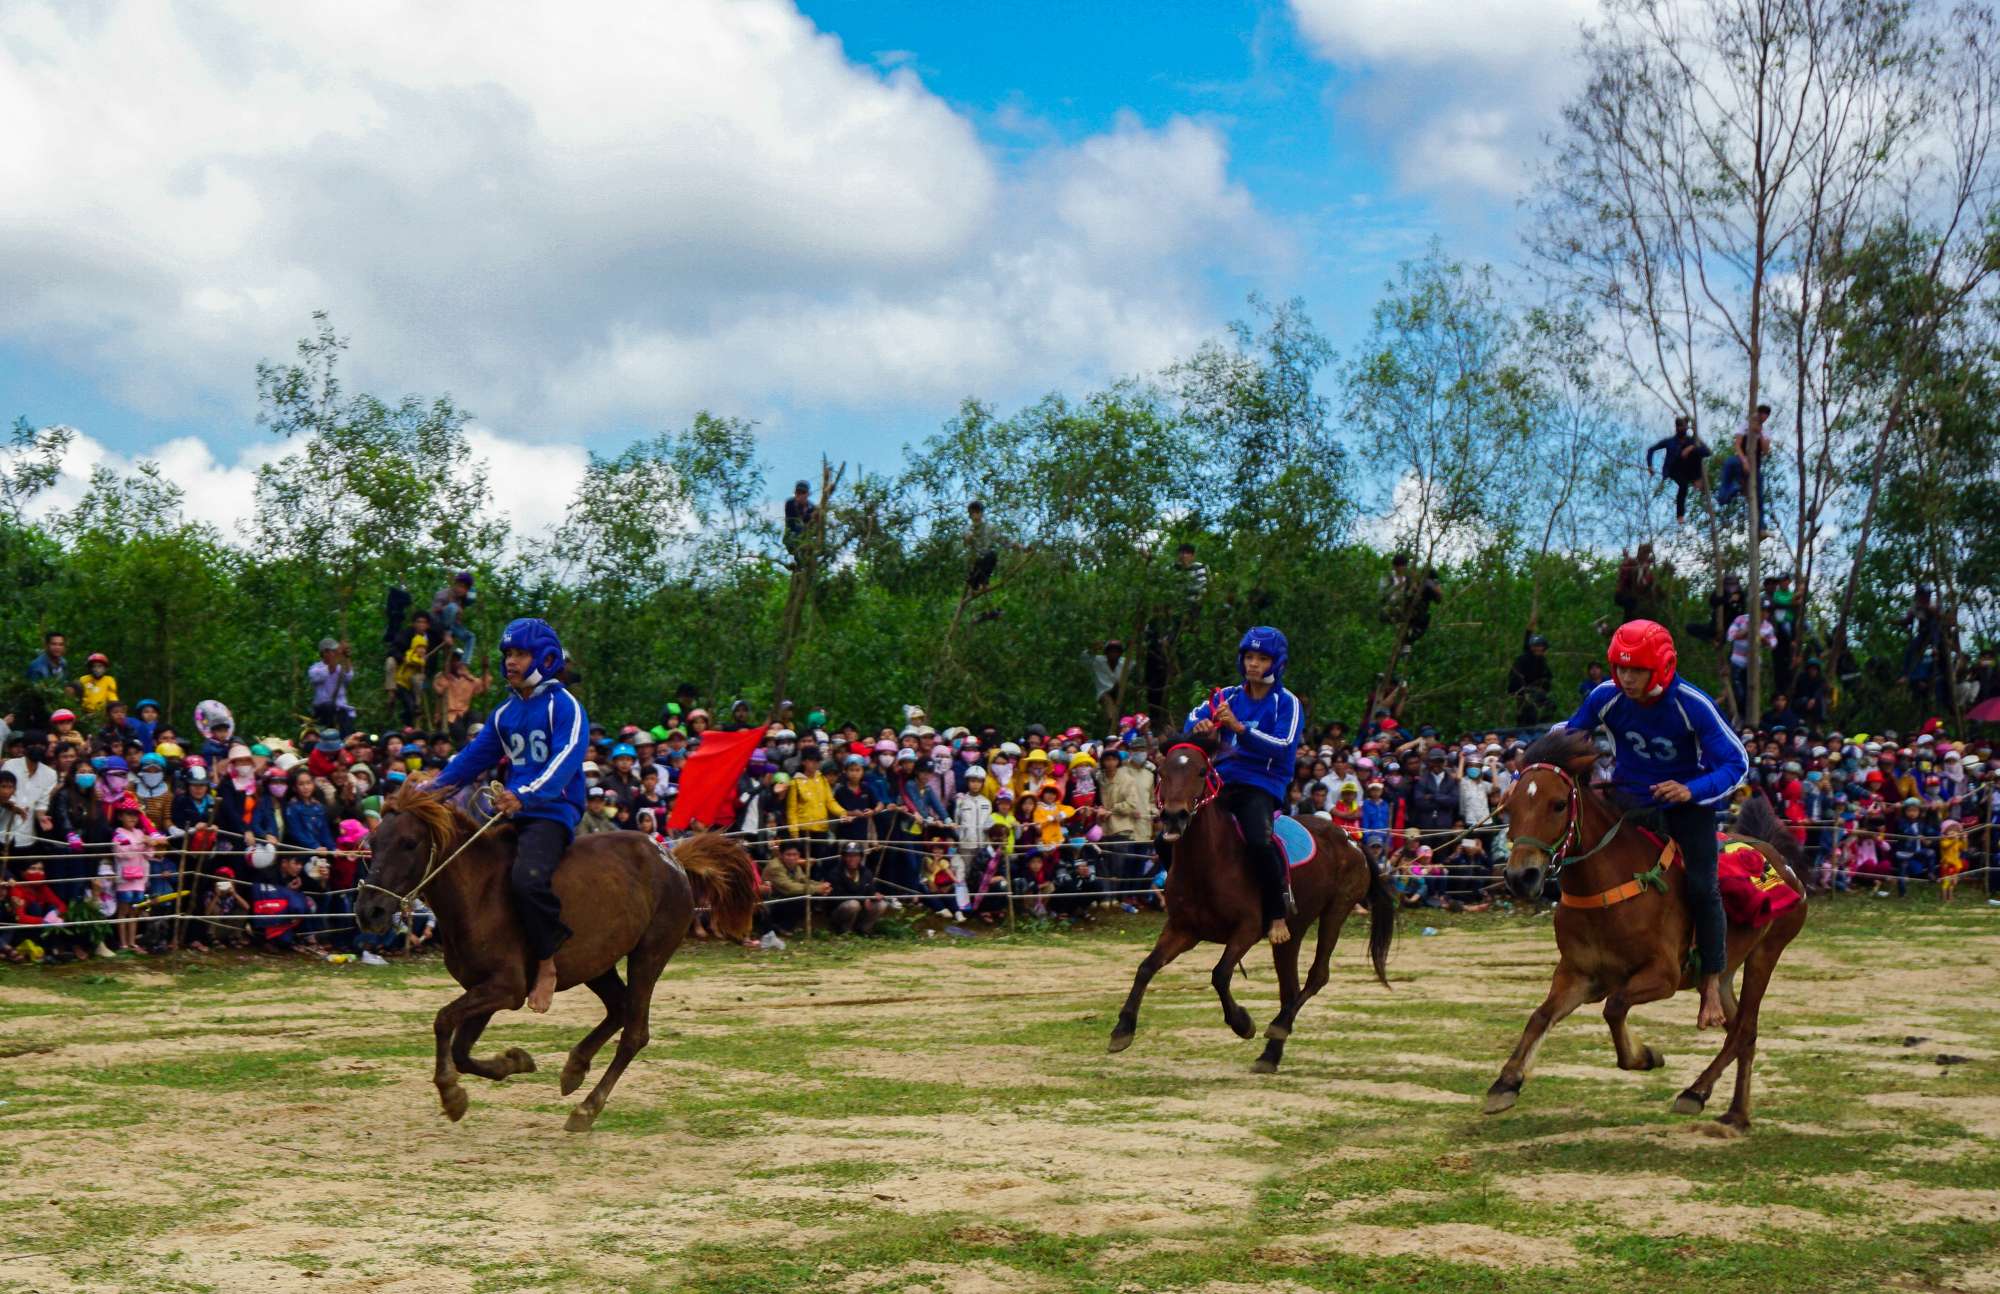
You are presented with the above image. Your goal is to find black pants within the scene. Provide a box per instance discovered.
[1218,782,1285,925]
[1621,797,1724,977]
[512,817,574,962]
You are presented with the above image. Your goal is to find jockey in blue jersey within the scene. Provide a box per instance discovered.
[1563,618,1748,1031]
[431,617,588,1013]
[1186,626,1304,947]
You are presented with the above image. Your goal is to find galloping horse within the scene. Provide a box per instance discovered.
[1109,732,1395,1072]
[356,788,758,1131]
[1484,729,1807,1132]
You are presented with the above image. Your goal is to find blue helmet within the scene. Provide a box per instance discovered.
[611,742,637,760]
[135,698,160,713]
[500,617,565,685]
[1238,626,1289,686]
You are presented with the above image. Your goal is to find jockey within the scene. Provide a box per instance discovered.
[431,617,588,1013]
[1186,626,1303,947]
[1563,619,1748,1031]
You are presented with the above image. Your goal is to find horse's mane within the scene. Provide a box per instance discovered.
[384,786,479,856]
[1522,727,1596,773]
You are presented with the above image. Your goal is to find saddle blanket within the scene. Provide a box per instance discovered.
[1718,841,1802,928]
[1274,815,1317,870]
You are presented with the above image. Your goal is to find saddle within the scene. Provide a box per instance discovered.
[1226,812,1318,870]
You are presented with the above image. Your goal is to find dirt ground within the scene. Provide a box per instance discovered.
[0,902,1995,1294]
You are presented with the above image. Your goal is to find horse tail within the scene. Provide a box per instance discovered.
[675,832,760,942]
[1730,794,1802,871]
[1366,858,1396,988]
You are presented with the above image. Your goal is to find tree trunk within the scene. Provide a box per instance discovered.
[770,459,842,715]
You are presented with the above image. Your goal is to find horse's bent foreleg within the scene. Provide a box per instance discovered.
[1605,963,1679,1072]
[1253,928,1306,1073]
[433,982,524,1121]
[561,969,628,1096]
[1211,927,1261,1041]
[1109,923,1198,1053]
[452,1011,536,1082]
[1484,964,1593,1114]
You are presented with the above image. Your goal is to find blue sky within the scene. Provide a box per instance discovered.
[0,0,1568,532]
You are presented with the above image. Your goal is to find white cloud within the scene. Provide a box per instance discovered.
[0,1,1277,435]
[1288,0,1595,195]
[16,423,584,548]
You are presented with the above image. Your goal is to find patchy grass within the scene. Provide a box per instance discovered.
[0,892,1994,1293]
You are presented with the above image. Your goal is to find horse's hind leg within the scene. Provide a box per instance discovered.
[1484,963,1592,1114]
[1677,936,1783,1130]
[566,949,666,1133]
[1109,923,1198,1053]
[1211,928,1261,1041]
[560,969,628,1096]
[452,1011,537,1081]
[1253,927,1305,1074]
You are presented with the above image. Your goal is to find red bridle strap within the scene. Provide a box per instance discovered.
[1158,742,1223,815]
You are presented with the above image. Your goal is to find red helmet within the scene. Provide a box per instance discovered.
[1607,619,1676,700]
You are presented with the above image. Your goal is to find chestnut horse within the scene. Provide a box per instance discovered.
[357,789,757,1131]
[1108,734,1395,1072]
[1484,729,1807,1132]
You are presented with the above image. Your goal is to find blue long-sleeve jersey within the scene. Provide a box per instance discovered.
[1563,677,1748,809]
[433,680,588,833]
[1185,683,1303,800]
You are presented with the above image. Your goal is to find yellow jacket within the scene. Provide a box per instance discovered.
[78,673,119,719]
[786,773,838,836]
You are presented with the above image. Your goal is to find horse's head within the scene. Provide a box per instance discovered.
[1155,734,1221,842]
[1502,729,1598,900]
[354,788,465,934]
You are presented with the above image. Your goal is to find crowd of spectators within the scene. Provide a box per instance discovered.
[3,617,1996,965]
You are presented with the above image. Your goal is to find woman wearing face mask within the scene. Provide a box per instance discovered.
[132,753,174,836]
[216,745,260,855]
[48,762,110,897]
[247,766,289,877]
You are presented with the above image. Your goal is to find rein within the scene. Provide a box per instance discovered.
[356,782,509,917]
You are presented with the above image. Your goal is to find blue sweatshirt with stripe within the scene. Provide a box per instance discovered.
[1563,676,1748,810]
[1185,683,1303,801]
[433,680,589,832]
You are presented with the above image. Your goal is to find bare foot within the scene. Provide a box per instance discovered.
[1267,919,1291,947]
[526,960,558,1013]
[1696,983,1726,1030]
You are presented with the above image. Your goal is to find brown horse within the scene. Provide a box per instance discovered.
[356,789,757,1131]
[1108,735,1395,1072]
[1484,730,1807,1132]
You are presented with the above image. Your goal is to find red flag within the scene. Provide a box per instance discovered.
[668,724,768,832]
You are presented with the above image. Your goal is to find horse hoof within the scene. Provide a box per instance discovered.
[439,1085,469,1122]
[505,1047,536,1075]
[1107,1031,1134,1055]
[1251,1055,1279,1075]
[559,1060,589,1095]
[1714,1113,1749,1136]
[1228,1010,1255,1040]
[1263,1021,1292,1042]
[1672,1091,1707,1116]
[1482,1086,1519,1115]
[1642,1045,1665,1070]
[565,1106,599,1133]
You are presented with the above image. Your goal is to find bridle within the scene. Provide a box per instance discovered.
[1155,742,1223,819]
[1508,763,1638,875]
[355,782,507,917]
